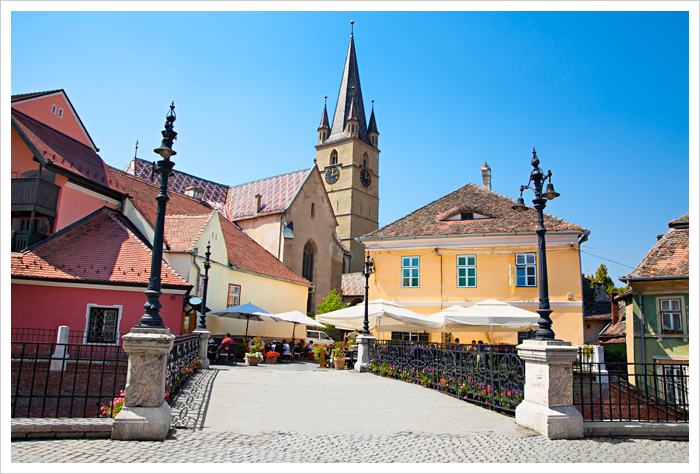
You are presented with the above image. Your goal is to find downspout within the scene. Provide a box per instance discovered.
[278,215,284,260]
[191,249,202,295]
[628,282,646,366]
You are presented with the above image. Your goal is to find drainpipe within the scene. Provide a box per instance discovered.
[278,215,284,260]
[628,282,645,366]
[191,248,202,295]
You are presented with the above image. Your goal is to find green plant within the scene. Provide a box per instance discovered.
[100,390,125,418]
[313,344,327,360]
[331,341,346,358]
[316,289,347,314]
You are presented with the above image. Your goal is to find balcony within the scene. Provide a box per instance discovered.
[11,230,48,252]
[11,178,60,217]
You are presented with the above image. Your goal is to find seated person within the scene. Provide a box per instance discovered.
[216,333,235,363]
[281,339,292,360]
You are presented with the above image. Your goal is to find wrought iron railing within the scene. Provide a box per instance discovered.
[165,334,201,402]
[368,340,524,414]
[573,350,689,422]
[11,327,124,346]
[10,341,128,418]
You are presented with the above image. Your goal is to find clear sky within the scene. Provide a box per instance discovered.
[7,7,694,284]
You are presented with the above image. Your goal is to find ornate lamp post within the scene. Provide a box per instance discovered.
[362,253,374,336]
[197,241,211,329]
[139,102,177,328]
[512,148,561,340]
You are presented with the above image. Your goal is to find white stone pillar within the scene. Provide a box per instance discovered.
[354,334,376,372]
[49,326,70,372]
[111,327,175,441]
[193,329,211,369]
[591,345,609,384]
[515,339,583,439]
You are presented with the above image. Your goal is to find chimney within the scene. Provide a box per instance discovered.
[184,185,203,201]
[611,293,619,325]
[656,234,664,241]
[254,194,262,214]
[481,163,491,191]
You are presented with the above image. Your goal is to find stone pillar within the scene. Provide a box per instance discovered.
[111,327,175,441]
[515,339,583,439]
[193,329,211,369]
[49,326,70,372]
[354,335,376,372]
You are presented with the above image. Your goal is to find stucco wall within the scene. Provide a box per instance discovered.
[12,93,93,148]
[235,214,282,259]
[11,128,38,178]
[54,185,117,232]
[11,282,185,336]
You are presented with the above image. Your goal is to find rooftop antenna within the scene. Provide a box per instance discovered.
[351,20,354,35]
[134,140,139,159]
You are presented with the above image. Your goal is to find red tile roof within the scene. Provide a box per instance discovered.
[164,213,216,252]
[600,319,626,339]
[601,337,626,345]
[669,213,689,228]
[12,110,123,194]
[11,207,190,288]
[11,90,63,101]
[218,216,310,286]
[361,183,585,240]
[622,226,689,280]
[224,169,312,221]
[108,166,215,248]
[341,272,365,296]
[126,158,230,207]
[584,313,612,321]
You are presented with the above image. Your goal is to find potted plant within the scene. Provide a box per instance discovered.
[245,337,265,366]
[264,350,280,364]
[332,342,346,370]
[313,344,327,368]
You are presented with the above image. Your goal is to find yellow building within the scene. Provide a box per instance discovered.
[358,173,589,346]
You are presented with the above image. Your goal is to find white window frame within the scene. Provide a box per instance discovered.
[83,304,122,345]
[661,363,688,405]
[457,255,477,288]
[656,296,686,335]
[401,256,420,288]
[57,108,63,118]
[51,104,57,114]
[227,284,241,308]
[509,253,537,287]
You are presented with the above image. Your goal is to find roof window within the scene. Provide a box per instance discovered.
[444,211,491,221]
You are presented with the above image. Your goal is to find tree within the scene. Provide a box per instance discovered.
[585,264,629,296]
[316,288,347,314]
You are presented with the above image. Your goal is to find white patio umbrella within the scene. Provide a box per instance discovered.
[429,299,540,343]
[209,303,282,339]
[271,310,326,343]
[315,299,441,335]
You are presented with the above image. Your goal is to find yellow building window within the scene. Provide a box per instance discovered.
[457,255,476,287]
[402,256,420,287]
[227,284,241,308]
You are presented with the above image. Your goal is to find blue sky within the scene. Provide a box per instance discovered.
[8,9,693,283]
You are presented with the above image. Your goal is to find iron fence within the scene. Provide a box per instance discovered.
[573,350,689,422]
[11,327,125,346]
[10,340,128,418]
[165,334,201,402]
[368,340,524,414]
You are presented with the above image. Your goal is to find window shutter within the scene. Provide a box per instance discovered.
[508,265,516,286]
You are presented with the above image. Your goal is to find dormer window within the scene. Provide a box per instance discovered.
[444,211,490,221]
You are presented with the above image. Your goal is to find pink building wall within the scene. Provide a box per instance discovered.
[11,283,184,336]
[54,185,117,232]
[12,94,93,148]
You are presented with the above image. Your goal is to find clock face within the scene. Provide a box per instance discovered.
[360,168,371,188]
[325,166,340,185]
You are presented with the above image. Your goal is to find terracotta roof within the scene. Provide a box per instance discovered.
[600,319,626,339]
[108,166,215,248]
[601,337,626,345]
[622,226,689,280]
[11,207,190,288]
[12,110,123,194]
[11,90,63,101]
[224,168,312,221]
[164,213,216,252]
[362,183,585,240]
[125,158,229,207]
[218,216,310,287]
[341,272,365,296]
[669,213,689,228]
[584,313,612,321]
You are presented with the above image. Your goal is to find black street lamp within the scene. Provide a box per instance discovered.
[512,148,561,340]
[197,241,211,330]
[139,102,177,328]
[362,253,374,336]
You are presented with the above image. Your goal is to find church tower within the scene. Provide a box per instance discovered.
[315,27,380,273]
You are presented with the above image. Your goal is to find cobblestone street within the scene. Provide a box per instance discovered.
[10,363,691,464]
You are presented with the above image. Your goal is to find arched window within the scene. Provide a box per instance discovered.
[303,241,316,314]
[363,152,368,168]
[331,150,338,165]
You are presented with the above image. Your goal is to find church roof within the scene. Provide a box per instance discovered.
[327,34,372,146]
[224,168,313,221]
[367,106,378,134]
[11,207,190,288]
[361,183,585,240]
[318,103,330,130]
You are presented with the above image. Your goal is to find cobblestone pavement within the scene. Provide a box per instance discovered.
[10,429,689,463]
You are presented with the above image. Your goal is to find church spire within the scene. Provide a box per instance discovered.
[327,28,370,146]
[368,100,379,148]
[317,96,330,144]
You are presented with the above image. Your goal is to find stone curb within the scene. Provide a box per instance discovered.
[584,421,689,440]
[11,418,114,439]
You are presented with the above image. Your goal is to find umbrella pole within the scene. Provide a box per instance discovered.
[490,326,493,345]
[291,323,296,343]
[245,317,250,340]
